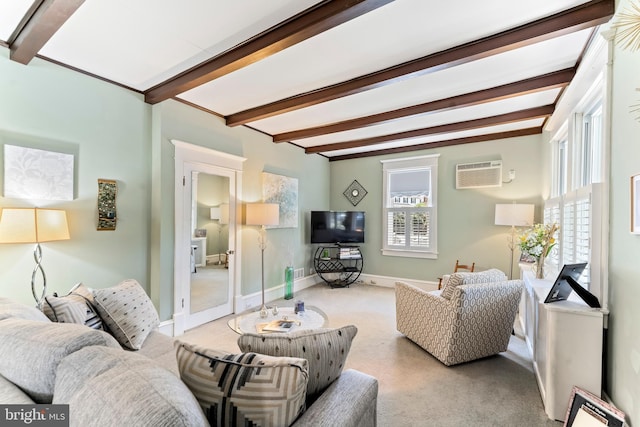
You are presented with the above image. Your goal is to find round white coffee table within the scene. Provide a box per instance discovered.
[228,305,327,334]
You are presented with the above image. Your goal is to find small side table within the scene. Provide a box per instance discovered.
[228,306,327,334]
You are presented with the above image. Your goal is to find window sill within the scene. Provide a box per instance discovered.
[381,249,437,259]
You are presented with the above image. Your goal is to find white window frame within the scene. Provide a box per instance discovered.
[545,45,611,310]
[381,155,439,259]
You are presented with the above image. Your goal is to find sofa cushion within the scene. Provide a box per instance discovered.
[39,283,104,330]
[136,330,179,376]
[93,279,159,350]
[0,297,50,322]
[441,269,507,300]
[0,317,120,403]
[238,325,357,403]
[175,341,308,427]
[0,374,34,404]
[53,346,207,427]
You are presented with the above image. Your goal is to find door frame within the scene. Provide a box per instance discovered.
[172,140,245,335]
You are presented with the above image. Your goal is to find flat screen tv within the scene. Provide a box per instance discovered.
[310,211,365,244]
[544,263,600,308]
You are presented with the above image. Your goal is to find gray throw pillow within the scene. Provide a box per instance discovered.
[237,325,357,403]
[93,279,159,350]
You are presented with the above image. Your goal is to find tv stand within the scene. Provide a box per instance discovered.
[313,245,363,288]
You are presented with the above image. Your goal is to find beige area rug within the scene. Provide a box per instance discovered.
[180,282,563,427]
[190,264,229,313]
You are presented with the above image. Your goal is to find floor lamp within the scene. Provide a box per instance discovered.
[246,203,279,318]
[495,203,534,279]
[0,208,70,304]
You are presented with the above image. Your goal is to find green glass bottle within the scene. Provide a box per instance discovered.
[284,266,294,300]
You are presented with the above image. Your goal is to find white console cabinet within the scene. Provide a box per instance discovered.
[191,237,207,267]
[519,271,605,421]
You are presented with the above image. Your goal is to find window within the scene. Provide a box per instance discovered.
[544,184,602,292]
[381,155,438,258]
[546,78,606,299]
[579,101,603,186]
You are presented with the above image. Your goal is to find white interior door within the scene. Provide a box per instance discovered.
[173,141,245,334]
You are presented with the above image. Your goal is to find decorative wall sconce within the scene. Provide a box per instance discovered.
[98,179,117,230]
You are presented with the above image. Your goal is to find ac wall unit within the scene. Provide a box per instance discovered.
[455,160,502,189]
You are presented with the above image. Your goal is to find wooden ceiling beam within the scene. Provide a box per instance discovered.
[327,127,543,161]
[274,68,575,142]
[305,105,554,153]
[227,0,613,126]
[9,0,85,65]
[144,0,394,104]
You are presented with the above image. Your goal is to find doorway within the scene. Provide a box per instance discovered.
[173,140,245,335]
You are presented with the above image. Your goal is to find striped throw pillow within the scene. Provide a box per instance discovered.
[175,341,308,427]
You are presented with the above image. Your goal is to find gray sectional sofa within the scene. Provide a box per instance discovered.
[0,297,378,426]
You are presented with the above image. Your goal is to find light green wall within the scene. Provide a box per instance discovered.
[0,49,330,321]
[0,49,152,305]
[607,3,640,421]
[330,135,544,281]
[154,100,330,319]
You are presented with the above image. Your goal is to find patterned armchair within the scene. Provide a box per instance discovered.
[395,269,524,366]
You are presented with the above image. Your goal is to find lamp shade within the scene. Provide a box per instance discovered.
[246,203,279,226]
[494,204,534,227]
[0,208,70,243]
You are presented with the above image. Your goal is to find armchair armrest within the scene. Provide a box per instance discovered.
[292,369,378,427]
[395,282,457,356]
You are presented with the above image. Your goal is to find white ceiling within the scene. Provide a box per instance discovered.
[0,0,615,160]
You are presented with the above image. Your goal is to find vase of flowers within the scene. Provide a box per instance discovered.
[519,223,559,279]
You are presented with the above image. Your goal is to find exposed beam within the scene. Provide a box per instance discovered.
[274,68,575,142]
[227,0,614,126]
[305,105,554,153]
[144,0,394,104]
[328,127,543,161]
[9,0,85,65]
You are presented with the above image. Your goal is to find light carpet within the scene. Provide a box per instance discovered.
[180,282,563,427]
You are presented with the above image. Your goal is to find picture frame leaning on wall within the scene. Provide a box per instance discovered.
[564,386,625,427]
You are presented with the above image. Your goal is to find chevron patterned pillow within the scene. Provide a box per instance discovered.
[175,341,308,427]
[39,283,104,330]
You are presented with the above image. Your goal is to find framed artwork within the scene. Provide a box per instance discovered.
[3,144,74,200]
[632,174,640,234]
[564,386,625,427]
[262,172,298,228]
[343,180,368,206]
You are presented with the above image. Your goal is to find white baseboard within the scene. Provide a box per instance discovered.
[164,273,437,336]
[356,273,437,292]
